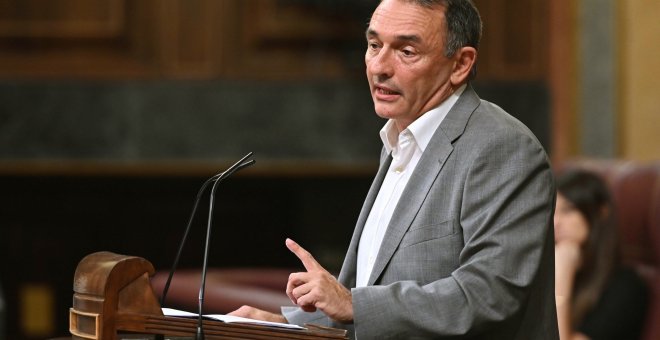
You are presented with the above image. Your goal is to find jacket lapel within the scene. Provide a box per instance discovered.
[338,149,392,288]
[366,85,481,285]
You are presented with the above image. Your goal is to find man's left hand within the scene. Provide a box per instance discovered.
[285,238,353,324]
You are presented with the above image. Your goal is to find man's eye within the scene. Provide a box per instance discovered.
[402,49,415,57]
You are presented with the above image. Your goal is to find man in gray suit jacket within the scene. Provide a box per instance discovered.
[230,0,559,338]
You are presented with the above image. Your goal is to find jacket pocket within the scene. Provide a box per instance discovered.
[399,219,456,248]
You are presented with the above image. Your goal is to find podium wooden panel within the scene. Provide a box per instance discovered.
[69,252,347,340]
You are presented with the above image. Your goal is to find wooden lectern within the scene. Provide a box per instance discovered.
[69,252,347,340]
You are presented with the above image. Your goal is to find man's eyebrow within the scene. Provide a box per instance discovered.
[396,34,422,43]
[365,28,422,44]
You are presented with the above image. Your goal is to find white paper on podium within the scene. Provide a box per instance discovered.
[162,307,305,330]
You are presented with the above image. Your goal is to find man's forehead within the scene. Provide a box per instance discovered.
[368,0,445,39]
[366,28,424,46]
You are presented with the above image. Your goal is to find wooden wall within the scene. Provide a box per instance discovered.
[0,0,551,165]
[0,0,370,80]
[618,0,660,160]
[0,0,547,81]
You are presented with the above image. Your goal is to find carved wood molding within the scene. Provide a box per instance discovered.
[0,0,366,79]
[0,0,548,81]
[0,0,125,38]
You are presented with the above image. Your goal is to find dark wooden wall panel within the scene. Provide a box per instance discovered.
[0,0,548,81]
[474,0,547,80]
[0,0,125,38]
[0,0,370,79]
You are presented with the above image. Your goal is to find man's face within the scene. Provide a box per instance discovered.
[366,0,457,131]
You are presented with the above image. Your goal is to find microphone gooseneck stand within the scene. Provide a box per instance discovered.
[196,155,255,340]
[157,152,255,340]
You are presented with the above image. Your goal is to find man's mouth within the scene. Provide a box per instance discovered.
[378,88,397,95]
[375,85,400,97]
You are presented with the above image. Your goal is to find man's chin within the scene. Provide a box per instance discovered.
[373,105,401,120]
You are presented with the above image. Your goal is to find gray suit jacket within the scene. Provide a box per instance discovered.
[284,85,559,339]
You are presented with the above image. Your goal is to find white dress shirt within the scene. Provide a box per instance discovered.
[355,85,466,287]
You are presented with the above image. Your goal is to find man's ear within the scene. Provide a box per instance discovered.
[450,46,477,85]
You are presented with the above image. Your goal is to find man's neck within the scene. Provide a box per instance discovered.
[392,82,466,133]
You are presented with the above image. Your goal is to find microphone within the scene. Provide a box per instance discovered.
[196,154,255,340]
[157,152,255,340]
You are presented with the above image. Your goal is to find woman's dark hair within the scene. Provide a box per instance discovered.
[556,169,621,327]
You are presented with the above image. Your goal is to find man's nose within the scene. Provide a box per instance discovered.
[368,49,394,78]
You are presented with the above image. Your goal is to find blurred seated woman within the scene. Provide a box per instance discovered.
[554,169,648,340]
